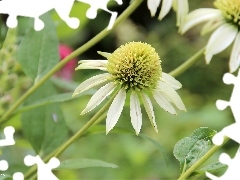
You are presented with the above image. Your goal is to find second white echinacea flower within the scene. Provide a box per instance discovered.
[147,0,189,26]
[180,0,240,73]
[73,42,186,135]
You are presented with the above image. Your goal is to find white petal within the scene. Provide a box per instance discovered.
[205,23,238,63]
[153,91,177,115]
[147,0,161,17]
[162,72,182,90]
[176,0,189,26]
[201,17,225,36]
[76,60,108,71]
[81,82,117,115]
[97,51,111,59]
[73,73,111,96]
[158,0,173,20]
[106,88,126,134]
[180,9,222,34]
[157,81,186,111]
[229,32,240,73]
[130,92,142,135]
[140,93,158,133]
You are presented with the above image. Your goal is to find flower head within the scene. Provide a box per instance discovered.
[180,0,240,73]
[55,44,77,80]
[73,42,186,135]
[147,0,189,26]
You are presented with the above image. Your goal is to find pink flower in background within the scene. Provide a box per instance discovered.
[55,44,77,80]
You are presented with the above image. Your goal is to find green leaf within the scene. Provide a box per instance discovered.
[17,13,59,81]
[14,89,95,115]
[86,125,169,165]
[139,134,169,165]
[189,162,227,178]
[173,127,217,173]
[56,158,119,169]
[0,174,11,180]
[21,81,68,155]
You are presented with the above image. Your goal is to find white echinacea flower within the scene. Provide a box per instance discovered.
[180,0,240,73]
[73,42,186,135]
[147,0,189,26]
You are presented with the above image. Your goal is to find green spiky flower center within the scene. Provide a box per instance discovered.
[214,0,240,27]
[107,42,162,91]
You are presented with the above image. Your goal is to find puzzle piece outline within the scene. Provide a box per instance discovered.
[207,69,240,179]
[0,0,122,31]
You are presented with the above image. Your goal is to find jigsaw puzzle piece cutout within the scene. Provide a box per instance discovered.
[0,126,15,147]
[77,0,122,29]
[206,147,240,179]
[12,172,24,180]
[217,70,240,121]
[0,0,79,31]
[54,0,80,29]
[24,155,60,180]
[212,122,240,146]
[0,160,8,171]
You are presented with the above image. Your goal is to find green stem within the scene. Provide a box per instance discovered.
[0,0,143,124]
[169,47,205,77]
[24,91,117,179]
[178,137,229,180]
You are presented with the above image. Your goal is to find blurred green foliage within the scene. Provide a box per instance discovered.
[0,0,238,179]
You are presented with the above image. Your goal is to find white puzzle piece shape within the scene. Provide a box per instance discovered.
[206,147,240,179]
[0,126,15,146]
[24,155,60,180]
[0,0,122,31]
[0,160,8,171]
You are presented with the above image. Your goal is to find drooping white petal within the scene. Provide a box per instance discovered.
[180,9,222,34]
[157,81,186,111]
[130,92,142,135]
[158,0,173,20]
[201,17,225,36]
[106,88,126,134]
[76,60,108,71]
[175,0,189,26]
[205,24,238,63]
[81,82,117,115]
[140,93,158,133]
[229,32,240,73]
[73,73,111,96]
[161,72,182,90]
[147,0,161,17]
[97,51,111,59]
[153,91,177,115]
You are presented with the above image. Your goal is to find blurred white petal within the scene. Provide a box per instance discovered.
[147,0,161,17]
[153,91,177,115]
[158,0,173,20]
[130,92,142,135]
[161,72,182,90]
[229,32,240,73]
[157,81,186,111]
[73,73,111,96]
[140,93,158,133]
[106,88,126,134]
[201,17,225,36]
[81,82,117,115]
[97,51,111,59]
[76,60,108,71]
[176,0,189,26]
[205,24,238,63]
[180,9,222,34]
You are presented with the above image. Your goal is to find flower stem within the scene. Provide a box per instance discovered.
[169,47,205,77]
[24,91,117,179]
[0,0,144,124]
[178,137,229,180]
